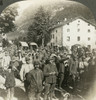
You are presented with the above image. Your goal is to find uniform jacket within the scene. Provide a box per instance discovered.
[44,62,58,84]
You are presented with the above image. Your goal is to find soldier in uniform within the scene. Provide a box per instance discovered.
[43,55,58,100]
[69,54,79,91]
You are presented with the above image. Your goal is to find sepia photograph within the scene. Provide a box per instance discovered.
[0,0,96,100]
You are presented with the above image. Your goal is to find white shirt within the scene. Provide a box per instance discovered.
[20,63,34,81]
[2,55,11,69]
[21,57,26,64]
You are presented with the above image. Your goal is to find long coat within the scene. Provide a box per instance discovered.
[43,62,58,84]
[26,68,43,93]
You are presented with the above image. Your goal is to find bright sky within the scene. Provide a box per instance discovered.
[17,0,71,18]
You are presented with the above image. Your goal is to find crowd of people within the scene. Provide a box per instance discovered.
[0,44,96,100]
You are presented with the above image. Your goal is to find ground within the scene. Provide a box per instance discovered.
[0,82,85,100]
[0,71,96,100]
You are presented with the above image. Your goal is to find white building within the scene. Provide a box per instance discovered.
[50,17,96,49]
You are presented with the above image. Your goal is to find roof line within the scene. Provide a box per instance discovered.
[52,16,96,29]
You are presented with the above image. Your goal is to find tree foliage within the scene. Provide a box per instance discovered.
[0,4,18,33]
[27,7,52,46]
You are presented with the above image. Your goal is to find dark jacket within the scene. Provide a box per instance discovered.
[26,68,43,93]
[44,62,58,84]
[69,57,78,75]
[5,70,15,88]
[56,57,69,74]
[59,59,65,74]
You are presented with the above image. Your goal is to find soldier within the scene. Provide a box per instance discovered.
[43,55,58,100]
[56,53,69,89]
[69,54,79,91]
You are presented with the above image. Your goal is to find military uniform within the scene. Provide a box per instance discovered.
[43,61,58,100]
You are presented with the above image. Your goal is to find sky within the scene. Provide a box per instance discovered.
[0,0,96,20]
[16,0,70,18]
[73,0,96,20]
[12,0,95,28]
[16,0,96,21]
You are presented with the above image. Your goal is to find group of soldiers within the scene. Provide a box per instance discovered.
[0,45,96,100]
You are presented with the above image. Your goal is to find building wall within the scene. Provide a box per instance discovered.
[62,18,96,49]
[50,26,63,46]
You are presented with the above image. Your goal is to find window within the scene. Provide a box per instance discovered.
[67,29,70,32]
[77,24,80,26]
[88,23,90,26]
[88,37,91,41]
[77,29,80,32]
[88,29,90,32]
[67,36,70,41]
[77,36,80,41]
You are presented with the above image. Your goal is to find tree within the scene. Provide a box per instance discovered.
[27,7,52,47]
[0,4,18,33]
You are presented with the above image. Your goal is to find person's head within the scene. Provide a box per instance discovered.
[25,57,31,64]
[15,52,18,57]
[33,61,40,69]
[28,53,31,57]
[60,53,66,59]
[45,58,50,64]
[5,51,9,56]
[22,53,26,57]
[8,66,12,72]
[50,56,55,63]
